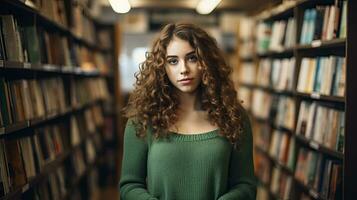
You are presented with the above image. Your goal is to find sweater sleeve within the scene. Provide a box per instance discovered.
[119,119,158,200]
[218,112,257,200]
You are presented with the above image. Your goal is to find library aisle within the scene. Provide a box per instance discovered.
[0,0,356,200]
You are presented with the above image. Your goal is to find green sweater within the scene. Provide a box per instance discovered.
[119,118,257,200]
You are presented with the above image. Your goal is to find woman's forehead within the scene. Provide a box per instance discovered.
[166,37,195,56]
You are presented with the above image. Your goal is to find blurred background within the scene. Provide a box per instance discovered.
[0,0,353,200]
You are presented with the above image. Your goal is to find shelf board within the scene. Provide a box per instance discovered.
[295,92,345,104]
[0,99,103,138]
[296,38,346,51]
[239,84,345,104]
[0,63,110,78]
[295,135,344,160]
[257,47,294,58]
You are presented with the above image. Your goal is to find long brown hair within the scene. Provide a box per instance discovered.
[123,23,246,145]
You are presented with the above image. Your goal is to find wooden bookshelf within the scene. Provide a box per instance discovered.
[237,0,350,199]
[344,0,357,199]
[0,0,119,199]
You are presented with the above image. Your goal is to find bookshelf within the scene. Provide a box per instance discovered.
[0,0,118,199]
[235,0,353,199]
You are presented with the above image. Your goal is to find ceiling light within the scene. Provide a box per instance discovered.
[196,0,222,15]
[108,0,131,13]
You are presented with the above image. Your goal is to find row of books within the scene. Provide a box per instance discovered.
[0,77,108,128]
[23,149,99,200]
[18,0,111,49]
[239,55,346,98]
[300,2,347,44]
[255,152,293,199]
[255,1,347,53]
[0,106,103,197]
[295,147,342,199]
[70,108,105,147]
[70,78,110,107]
[256,57,295,91]
[255,146,342,200]
[251,94,344,154]
[0,123,67,195]
[297,56,346,97]
[21,0,68,27]
[268,17,296,52]
[296,101,344,152]
[23,165,67,200]
[0,78,67,125]
[0,15,112,74]
[269,130,295,168]
[270,165,293,199]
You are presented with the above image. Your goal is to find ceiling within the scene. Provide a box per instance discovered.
[100,0,281,13]
[97,0,281,25]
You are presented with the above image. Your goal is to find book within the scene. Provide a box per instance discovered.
[256,59,271,87]
[275,96,295,130]
[0,78,13,126]
[339,1,347,38]
[4,139,27,189]
[0,15,24,62]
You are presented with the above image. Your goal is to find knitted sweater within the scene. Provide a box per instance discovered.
[119,117,257,200]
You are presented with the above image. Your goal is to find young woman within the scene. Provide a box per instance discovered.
[119,23,257,200]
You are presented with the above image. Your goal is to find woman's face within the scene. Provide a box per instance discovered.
[165,36,202,95]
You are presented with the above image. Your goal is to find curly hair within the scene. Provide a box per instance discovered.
[123,22,246,146]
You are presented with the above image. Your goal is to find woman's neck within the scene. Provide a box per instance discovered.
[177,90,200,115]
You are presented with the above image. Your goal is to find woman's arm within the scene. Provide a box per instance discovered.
[218,112,257,200]
[119,119,158,200]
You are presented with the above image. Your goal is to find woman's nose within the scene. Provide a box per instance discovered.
[180,61,189,75]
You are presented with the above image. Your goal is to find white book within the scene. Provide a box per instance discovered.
[306,58,317,93]
[257,59,272,87]
[297,58,310,92]
[326,6,336,40]
[322,56,337,95]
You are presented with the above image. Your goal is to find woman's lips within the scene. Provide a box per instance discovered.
[178,78,193,85]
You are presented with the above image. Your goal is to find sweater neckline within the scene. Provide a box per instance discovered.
[168,129,219,141]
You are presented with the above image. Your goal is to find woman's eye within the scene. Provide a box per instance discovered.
[168,59,178,65]
[187,55,198,62]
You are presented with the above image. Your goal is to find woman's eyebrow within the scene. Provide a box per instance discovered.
[166,51,195,58]
[185,51,196,56]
